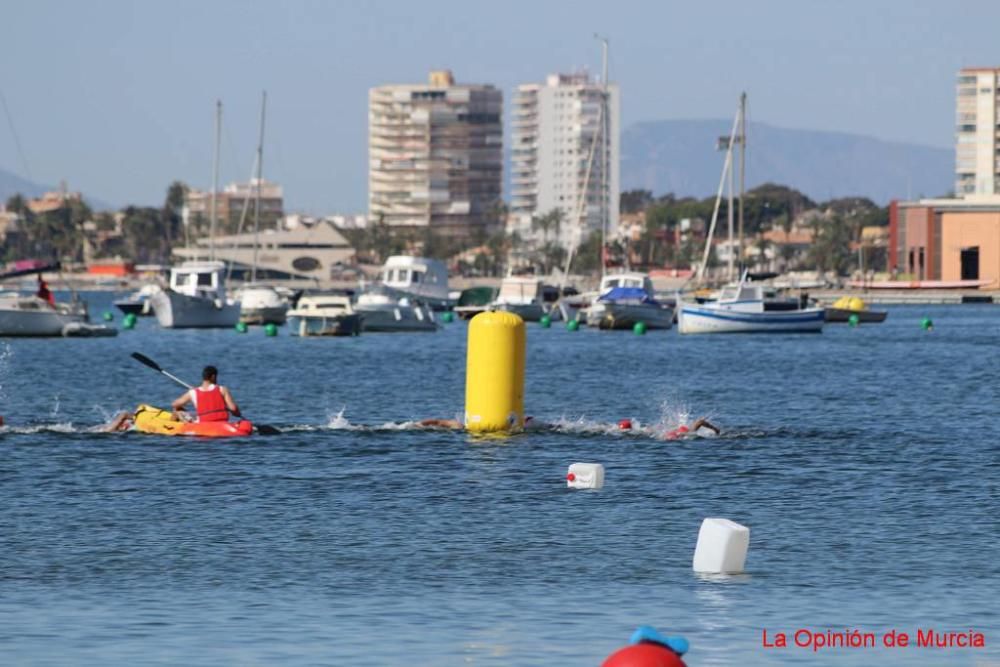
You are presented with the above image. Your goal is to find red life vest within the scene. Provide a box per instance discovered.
[192,385,228,422]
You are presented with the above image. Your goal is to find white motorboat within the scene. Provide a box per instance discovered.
[113,284,161,317]
[380,256,453,310]
[287,293,361,336]
[234,284,290,325]
[587,287,674,330]
[585,272,673,329]
[677,274,825,334]
[150,261,242,329]
[489,277,546,322]
[355,287,436,332]
[0,293,88,337]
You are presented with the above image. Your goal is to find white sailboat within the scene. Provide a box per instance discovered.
[0,293,87,336]
[677,271,824,334]
[152,101,241,328]
[673,93,820,333]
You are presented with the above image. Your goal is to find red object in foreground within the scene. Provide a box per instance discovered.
[169,420,254,437]
[602,643,687,667]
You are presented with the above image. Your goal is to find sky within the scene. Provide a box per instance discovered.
[1,0,998,212]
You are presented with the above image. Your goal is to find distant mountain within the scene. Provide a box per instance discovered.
[620,119,953,204]
[0,166,113,211]
[0,166,49,202]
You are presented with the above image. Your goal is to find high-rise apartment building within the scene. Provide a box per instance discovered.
[956,67,1000,197]
[368,70,503,239]
[510,72,620,251]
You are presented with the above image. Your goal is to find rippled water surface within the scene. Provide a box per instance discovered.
[1,293,998,665]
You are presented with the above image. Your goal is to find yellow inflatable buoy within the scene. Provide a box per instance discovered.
[848,297,866,312]
[464,311,525,433]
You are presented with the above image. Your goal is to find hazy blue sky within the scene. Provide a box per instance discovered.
[2,0,998,211]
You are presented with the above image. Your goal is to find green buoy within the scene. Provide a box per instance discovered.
[539,314,551,328]
[264,323,278,337]
[235,321,248,333]
[122,313,137,330]
[102,311,114,322]
[920,317,933,331]
[440,311,454,323]
[633,321,647,335]
[566,319,579,332]
[847,313,860,327]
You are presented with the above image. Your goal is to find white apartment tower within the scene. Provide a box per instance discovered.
[369,70,503,239]
[510,72,620,250]
[956,67,1000,197]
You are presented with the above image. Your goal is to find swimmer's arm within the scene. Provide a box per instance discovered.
[418,418,461,429]
[692,418,720,435]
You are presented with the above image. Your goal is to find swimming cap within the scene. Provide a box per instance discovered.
[618,418,632,430]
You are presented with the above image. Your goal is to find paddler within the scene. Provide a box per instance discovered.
[171,365,241,423]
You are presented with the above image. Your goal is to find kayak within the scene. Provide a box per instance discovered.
[133,404,253,437]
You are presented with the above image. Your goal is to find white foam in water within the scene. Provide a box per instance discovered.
[693,518,750,574]
[566,462,605,489]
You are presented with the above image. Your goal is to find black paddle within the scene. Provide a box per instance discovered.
[130,352,280,435]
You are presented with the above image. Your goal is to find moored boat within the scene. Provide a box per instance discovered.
[234,283,290,325]
[150,261,242,329]
[0,293,88,337]
[379,255,453,310]
[355,287,436,332]
[587,287,674,330]
[113,284,161,316]
[824,296,888,323]
[286,293,362,336]
[489,277,546,322]
[677,274,825,334]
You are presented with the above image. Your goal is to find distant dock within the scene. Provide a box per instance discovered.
[811,289,999,305]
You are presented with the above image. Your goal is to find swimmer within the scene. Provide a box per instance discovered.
[663,418,720,440]
[417,416,545,431]
[99,410,134,432]
[617,416,720,439]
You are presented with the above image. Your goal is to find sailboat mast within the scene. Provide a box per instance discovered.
[210,100,221,262]
[727,135,735,281]
[251,91,266,283]
[737,91,746,272]
[598,34,609,278]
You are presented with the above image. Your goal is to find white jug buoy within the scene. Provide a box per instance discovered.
[692,518,750,574]
[566,462,604,489]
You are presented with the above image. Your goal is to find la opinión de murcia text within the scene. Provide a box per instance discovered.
[762,628,986,652]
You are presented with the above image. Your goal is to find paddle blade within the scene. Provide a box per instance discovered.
[130,352,161,372]
[255,424,281,436]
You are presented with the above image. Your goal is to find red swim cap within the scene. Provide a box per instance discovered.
[677,425,689,434]
[618,418,632,430]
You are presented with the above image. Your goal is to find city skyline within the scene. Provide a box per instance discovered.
[2,0,1000,212]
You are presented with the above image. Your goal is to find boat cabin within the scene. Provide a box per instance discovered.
[292,294,354,314]
[495,277,543,305]
[716,282,765,312]
[599,272,654,295]
[381,256,449,302]
[170,261,228,298]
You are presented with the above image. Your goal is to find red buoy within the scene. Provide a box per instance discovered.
[602,642,686,667]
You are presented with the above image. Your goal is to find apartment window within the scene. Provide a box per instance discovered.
[958,124,976,132]
[982,87,994,94]
[958,87,976,96]
[958,75,977,84]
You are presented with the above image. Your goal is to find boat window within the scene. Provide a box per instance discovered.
[720,287,738,300]
[606,279,620,288]
[197,273,214,287]
[412,271,421,283]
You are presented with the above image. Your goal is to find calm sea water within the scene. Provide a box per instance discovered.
[0,292,997,666]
